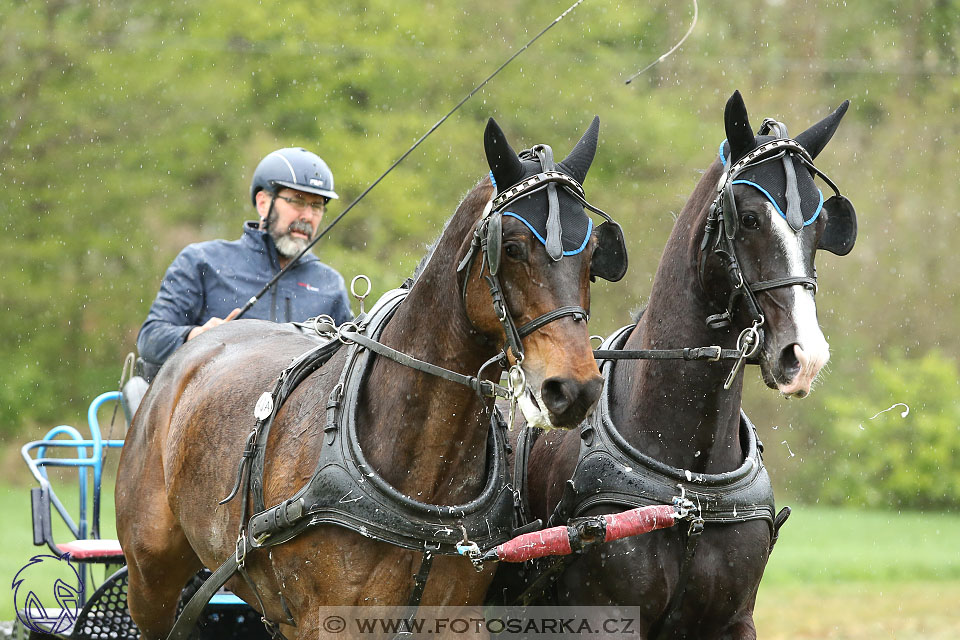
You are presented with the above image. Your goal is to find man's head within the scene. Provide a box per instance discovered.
[250,147,339,259]
[255,187,327,258]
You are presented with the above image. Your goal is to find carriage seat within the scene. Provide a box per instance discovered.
[57,538,125,562]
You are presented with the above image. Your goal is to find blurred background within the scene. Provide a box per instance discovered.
[1,0,958,636]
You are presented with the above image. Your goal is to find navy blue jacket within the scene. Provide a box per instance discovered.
[137,221,352,366]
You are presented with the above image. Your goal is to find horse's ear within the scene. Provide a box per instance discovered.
[558,115,600,184]
[484,118,524,189]
[795,100,850,160]
[724,90,755,164]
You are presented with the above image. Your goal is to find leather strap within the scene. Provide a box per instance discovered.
[166,553,241,640]
[517,306,588,338]
[394,550,436,639]
[651,519,704,640]
[344,330,510,399]
[593,346,740,361]
[750,276,817,294]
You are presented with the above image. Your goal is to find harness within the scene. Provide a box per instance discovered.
[552,326,777,529]
[169,152,623,640]
[509,326,789,616]
[243,289,517,554]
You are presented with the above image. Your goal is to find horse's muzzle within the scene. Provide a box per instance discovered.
[540,374,604,429]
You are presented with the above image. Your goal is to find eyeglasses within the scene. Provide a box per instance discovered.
[274,194,328,213]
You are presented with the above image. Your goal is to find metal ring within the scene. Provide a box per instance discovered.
[311,314,336,337]
[337,322,359,345]
[508,364,526,399]
[350,274,371,300]
[737,325,762,359]
[590,334,604,348]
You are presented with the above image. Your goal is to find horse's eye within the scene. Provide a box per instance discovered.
[504,242,526,260]
[741,213,760,230]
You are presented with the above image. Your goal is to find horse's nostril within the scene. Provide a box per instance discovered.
[541,376,603,421]
[541,377,576,416]
[779,344,801,380]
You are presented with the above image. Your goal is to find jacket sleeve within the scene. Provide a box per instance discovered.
[136,249,205,366]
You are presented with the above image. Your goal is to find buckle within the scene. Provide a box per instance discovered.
[235,532,249,566]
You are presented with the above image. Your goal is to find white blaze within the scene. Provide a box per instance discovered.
[768,205,830,395]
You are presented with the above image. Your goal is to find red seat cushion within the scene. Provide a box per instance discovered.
[57,539,124,560]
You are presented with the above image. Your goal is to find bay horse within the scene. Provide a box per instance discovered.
[116,117,627,639]
[508,91,857,638]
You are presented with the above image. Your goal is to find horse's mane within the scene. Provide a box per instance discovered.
[412,176,493,282]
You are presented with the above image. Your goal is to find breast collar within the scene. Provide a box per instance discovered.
[246,287,518,555]
[547,325,776,533]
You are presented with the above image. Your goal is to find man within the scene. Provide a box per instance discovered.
[136,147,353,381]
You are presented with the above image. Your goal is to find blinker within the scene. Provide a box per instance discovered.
[590,220,628,282]
[818,194,857,255]
[486,212,503,275]
[481,116,628,282]
[722,178,738,239]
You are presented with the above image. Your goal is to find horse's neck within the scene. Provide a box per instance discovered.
[359,283,493,502]
[609,172,744,473]
[356,210,496,505]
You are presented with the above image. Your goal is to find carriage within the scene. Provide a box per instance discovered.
[13,390,272,640]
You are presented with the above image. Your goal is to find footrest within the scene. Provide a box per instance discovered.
[57,539,124,561]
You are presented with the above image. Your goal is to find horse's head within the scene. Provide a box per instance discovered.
[701,90,857,397]
[457,117,627,428]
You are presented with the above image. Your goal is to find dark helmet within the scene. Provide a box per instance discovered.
[249,147,339,206]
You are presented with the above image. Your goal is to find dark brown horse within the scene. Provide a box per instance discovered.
[511,92,856,639]
[116,117,620,639]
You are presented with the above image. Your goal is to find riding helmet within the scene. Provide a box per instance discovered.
[249,147,339,206]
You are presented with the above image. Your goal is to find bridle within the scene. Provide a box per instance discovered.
[589,121,850,387]
[696,122,847,387]
[456,144,618,382]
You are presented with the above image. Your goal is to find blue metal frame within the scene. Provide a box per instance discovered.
[21,391,250,613]
[21,392,126,603]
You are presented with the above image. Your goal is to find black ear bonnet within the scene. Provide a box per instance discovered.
[492,149,594,256]
[718,94,856,256]
[719,135,824,232]
[480,117,628,281]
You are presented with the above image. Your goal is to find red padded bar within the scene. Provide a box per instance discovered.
[603,504,677,542]
[493,526,573,562]
[57,539,124,559]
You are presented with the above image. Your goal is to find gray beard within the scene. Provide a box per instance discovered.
[267,209,312,258]
[273,232,310,258]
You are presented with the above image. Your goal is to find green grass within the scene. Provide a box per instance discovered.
[755,582,960,639]
[762,504,960,584]
[754,505,960,639]
[1,468,959,637]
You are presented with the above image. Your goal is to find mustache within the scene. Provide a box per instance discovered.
[287,220,314,237]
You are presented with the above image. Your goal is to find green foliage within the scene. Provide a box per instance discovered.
[810,351,960,510]
[0,0,958,520]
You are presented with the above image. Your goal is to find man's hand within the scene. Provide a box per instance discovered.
[187,307,242,341]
